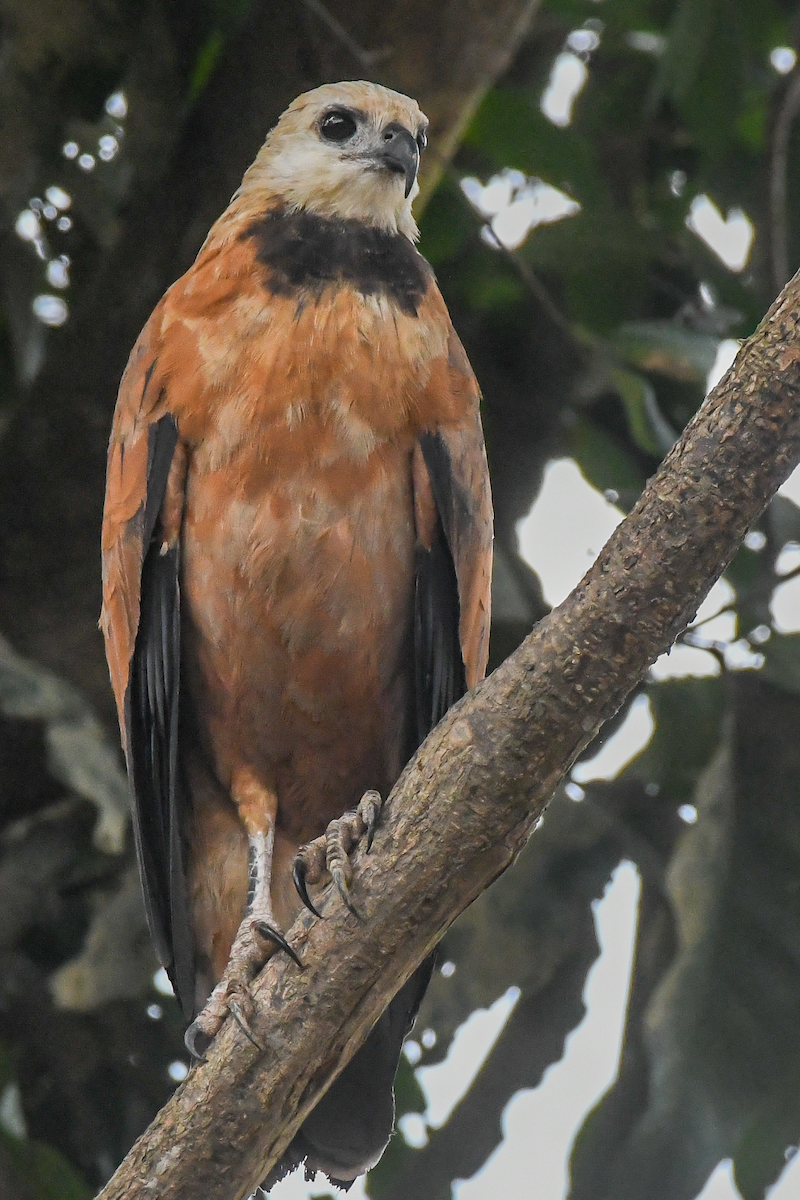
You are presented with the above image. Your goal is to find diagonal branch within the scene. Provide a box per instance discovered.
[97,274,800,1200]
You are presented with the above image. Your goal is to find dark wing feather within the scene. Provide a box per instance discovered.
[124,414,193,1015]
[414,514,466,742]
[104,403,194,1017]
[415,424,492,742]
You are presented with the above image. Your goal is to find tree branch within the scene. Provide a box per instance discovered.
[96,275,800,1200]
[770,65,800,295]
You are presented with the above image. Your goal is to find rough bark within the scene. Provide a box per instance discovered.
[94,268,800,1200]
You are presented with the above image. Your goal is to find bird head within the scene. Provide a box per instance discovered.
[240,81,428,241]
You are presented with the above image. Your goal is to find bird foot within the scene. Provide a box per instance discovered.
[293,789,383,918]
[184,915,302,1059]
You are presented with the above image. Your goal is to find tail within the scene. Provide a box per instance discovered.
[262,953,436,1192]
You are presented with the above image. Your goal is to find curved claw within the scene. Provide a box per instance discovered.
[255,920,304,968]
[332,867,360,919]
[293,857,323,919]
[365,807,378,853]
[184,1020,210,1062]
[361,789,382,852]
[229,999,265,1051]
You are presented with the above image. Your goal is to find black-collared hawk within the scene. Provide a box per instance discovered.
[101,80,492,1186]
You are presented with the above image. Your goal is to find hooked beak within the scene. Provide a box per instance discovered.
[375,123,419,198]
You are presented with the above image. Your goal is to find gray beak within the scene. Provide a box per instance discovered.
[377,123,419,198]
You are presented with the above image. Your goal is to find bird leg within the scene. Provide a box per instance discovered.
[293,789,383,919]
[185,783,302,1059]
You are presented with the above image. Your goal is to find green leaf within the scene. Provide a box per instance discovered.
[734,1097,800,1200]
[649,0,717,109]
[568,417,647,505]
[735,87,768,152]
[0,1131,92,1200]
[613,321,720,384]
[759,633,800,697]
[464,88,603,200]
[187,0,255,100]
[0,1046,91,1199]
[518,206,655,332]
[189,32,224,101]
[418,177,474,266]
[633,676,725,802]
[724,541,769,597]
[611,366,677,456]
[393,1053,427,1117]
[366,1056,427,1197]
[768,496,800,549]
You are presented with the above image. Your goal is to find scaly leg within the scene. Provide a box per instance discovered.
[185,772,302,1058]
[293,789,383,919]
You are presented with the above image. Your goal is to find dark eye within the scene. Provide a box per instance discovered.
[416,129,427,152]
[320,110,357,142]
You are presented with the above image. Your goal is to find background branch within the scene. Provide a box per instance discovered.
[95,265,800,1200]
[770,66,800,295]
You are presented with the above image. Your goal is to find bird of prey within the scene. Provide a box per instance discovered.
[101,79,492,1186]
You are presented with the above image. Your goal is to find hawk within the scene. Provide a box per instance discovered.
[101,79,492,1186]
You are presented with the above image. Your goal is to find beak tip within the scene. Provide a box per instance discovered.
[376,125,419,202]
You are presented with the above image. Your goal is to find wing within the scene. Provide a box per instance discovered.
[101,319,194,1015]
[413,328,493,743]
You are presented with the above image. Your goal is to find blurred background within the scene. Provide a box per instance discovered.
[3,1,800,1197]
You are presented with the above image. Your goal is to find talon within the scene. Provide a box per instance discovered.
[293,857,323,919]
[361,789,382,852]
[332,866,360,918]
[254,920,304,968]
[229,999,265,1051]
[184,1020,211,1062]
[366,819,377,852]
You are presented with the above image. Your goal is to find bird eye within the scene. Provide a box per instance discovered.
[416,129,427,152]
[320,110,358,142]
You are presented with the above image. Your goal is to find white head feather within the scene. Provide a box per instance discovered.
[238,81,428,242]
